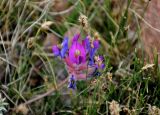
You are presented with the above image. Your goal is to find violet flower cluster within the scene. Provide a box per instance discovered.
[52,34,105,89]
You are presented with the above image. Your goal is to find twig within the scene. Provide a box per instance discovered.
[129,8,160,33]
[0,56,17,68]
[29,0,79,16]
[1,90,16,106]
[49,1,79,16]
[23,78,68,105]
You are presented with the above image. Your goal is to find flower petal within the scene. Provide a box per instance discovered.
[101,63,105,69]
[69,42,86,64]
[52,45,60,56]
[89,49,96,65]
[61,37,69,58]
[82,36,91,52]
[72,34,80,43]
[62,37,68,47]
[88,40,100,65]
[75,73,87,80]
[64,57,74,68]
[68,75,76,89]
[93,40,99,49]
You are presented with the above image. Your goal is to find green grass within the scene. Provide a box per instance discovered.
[0,0,160,115]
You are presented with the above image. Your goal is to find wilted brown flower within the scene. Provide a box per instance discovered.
[94,32,99,40]
[15,104,28,115]
[123,107,131,115]
[27,37,35,49]
[107,72,113,82]
[41,21,53,30]
[141,64,154,71]
[148,104,160,115]
[109,100,121,115]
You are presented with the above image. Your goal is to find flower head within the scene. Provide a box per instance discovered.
[68,75,76,89]
[52,33,105,90]
[72,34,80,44]
[60,37,68,58]
[94,55,105,69]
[69,35,86,64]
[83,36,100,65]
[90,41,100,65]
[52,45,60,57]
[82,36,90,52]
[52,37,68,58]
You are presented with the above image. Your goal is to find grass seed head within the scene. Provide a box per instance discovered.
[78,14,89,33]
[78,14,88,27]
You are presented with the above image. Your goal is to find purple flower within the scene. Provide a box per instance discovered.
[68,75,76,89]
[93,40,99,49]
[72,34,80,44]
[69,36,86,64]
[83,37,100,66]
[60,37,68,58]
[90,40,100,59]
[52,45,60,57]
[53,33,105,90]
[82,36,90,52]
[95,56,105,69]
[52,37,68,58]
[92,68,101,77]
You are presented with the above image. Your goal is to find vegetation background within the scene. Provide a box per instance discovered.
[0,0,160,114]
